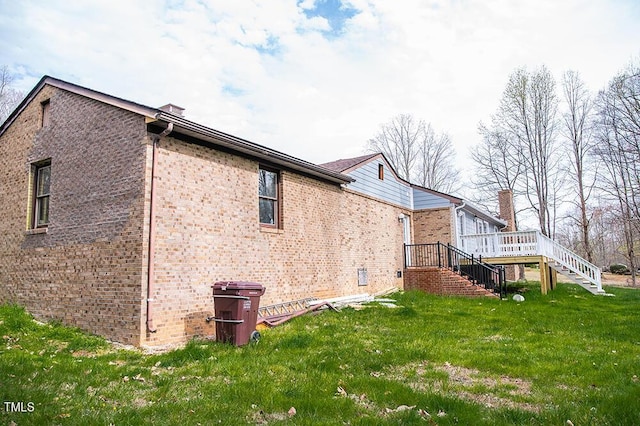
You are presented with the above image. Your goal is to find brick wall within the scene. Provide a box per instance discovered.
[412,207,454,245]
[1,85,416,347]
[0,86,148,345]
[144,136,408,345]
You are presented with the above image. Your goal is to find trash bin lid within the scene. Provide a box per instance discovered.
[212,281,264,291]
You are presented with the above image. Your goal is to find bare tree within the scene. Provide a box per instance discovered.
[470,123,523,223]
[0,66,24,123]
[367,114,421,181]
[472,66,562,236]
[561,70,596,261]
[589,203,618,268]
[367,114,461,193]
[415,124,460,193]
[593,62,640,284]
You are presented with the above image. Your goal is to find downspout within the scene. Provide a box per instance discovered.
[146,123,173,333]
[454,201,466,248]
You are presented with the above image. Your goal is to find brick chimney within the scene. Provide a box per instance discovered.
[498,189,521,281]
[498,189,516,231]
[158,104,185,117]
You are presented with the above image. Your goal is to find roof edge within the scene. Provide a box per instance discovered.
[1,75,353,186]
[0,76,159,137]
[155,112,354,185]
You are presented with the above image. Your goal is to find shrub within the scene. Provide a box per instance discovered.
[609,263,630,274]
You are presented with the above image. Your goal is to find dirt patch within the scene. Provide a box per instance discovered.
[523,267,639,288]
[383,361,543,413]
[601,272,640,288]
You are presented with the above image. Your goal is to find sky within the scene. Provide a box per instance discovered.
[1,0,639,194]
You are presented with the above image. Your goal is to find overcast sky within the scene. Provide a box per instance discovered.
[1,0,639,191]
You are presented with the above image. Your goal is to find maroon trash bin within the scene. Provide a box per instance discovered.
[211,281,265,346]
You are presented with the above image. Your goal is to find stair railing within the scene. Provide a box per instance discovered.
[538,233,603,293]
[404,242,506,298]
[461,231,603,293]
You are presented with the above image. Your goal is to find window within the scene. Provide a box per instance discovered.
[41,100,51,127]
[32,161,51,228]
[259,167,280,227]
[378,164,384,180]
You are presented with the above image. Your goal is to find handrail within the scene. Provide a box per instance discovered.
[460,230,603,293]
[404,242,506,298]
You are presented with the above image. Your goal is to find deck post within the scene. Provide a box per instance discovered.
[539,259,549,295]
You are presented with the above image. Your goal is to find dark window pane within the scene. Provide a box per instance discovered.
[259,169,277,198]
[37,196,49,226]
[259,198,275,225]
[37,165,51,196]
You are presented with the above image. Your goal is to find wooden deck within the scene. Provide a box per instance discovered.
[462,231,605,295]
[479,255,554,294]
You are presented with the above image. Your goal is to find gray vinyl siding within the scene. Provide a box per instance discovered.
[458,210,501,236]
[412,188,451,210]
[345,161,412,209]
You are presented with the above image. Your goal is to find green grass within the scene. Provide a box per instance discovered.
[1,283,640,425]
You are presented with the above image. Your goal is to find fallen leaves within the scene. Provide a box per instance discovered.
[384,404,415,413]
[249,405,297,424]
[335,384,436,420]
[122,374,145,383]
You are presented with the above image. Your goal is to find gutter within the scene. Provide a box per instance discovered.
[154,112,354,185]
[146,123,173,333]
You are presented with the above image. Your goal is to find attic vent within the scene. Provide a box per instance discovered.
[159,103,185,117]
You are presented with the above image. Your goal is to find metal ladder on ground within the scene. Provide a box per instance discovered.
[258,298,317,318]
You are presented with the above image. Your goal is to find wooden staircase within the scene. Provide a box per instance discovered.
[461,230,609,295]
[549,262,607,295]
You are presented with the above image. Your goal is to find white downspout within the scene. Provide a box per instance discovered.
[454,202,466,249]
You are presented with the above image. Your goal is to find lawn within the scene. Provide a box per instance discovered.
[1,283,639,425]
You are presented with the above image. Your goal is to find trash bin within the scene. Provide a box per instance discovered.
[211,281,265,346]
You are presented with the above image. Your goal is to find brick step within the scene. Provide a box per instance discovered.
[404,267,498,298]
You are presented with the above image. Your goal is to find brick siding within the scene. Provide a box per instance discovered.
[2,83,465,347]
[144,137,407,345]
[0,86,148,345]
[412,207,454,245]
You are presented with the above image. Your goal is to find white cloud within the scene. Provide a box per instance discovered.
[2,0,639,194]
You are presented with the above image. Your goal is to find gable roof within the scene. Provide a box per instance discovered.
[321,152,408,185]
[320,153,379,173]
[321,152,506,226]
[0,76,354,186]
[410,183,462,204]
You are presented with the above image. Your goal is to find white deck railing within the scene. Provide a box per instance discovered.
[460,230,603,293]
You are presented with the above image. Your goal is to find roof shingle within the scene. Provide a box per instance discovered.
[319,153,379,172]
